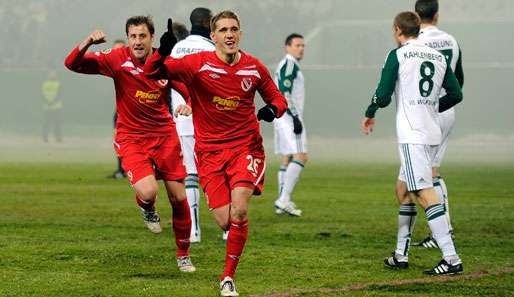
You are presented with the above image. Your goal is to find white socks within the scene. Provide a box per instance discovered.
[278,165,287,196]
[185,174,200,239]
[395,203,417,257]
[279,160,304,204]
[433,176,452,232]
[425,204,459,260]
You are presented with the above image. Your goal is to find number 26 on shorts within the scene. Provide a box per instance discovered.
[246,155,262,177]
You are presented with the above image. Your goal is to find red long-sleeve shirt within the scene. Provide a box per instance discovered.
[64,46,190,137]
[144,50,287,151]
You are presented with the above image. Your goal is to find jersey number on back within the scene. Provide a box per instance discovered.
[419,61,435,97]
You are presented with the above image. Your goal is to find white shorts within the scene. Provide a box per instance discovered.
[179,135,197,175]
[398,143,437,191]
[433,110,455,167]
[273,118,307,155]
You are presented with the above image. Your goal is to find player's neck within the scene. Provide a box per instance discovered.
[139,48,153,64]
[216,50,240,66]
[420,22,436,29]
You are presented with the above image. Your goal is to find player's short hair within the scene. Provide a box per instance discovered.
[113,39,126,45]
[285,33,303,46]
[394,11,420,38]
[172,22,189,41]
[125,15,155,36]
[190,7,212,27]
[210,10,240,32]
[415,0,439,22]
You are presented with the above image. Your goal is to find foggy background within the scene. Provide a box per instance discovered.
[1,0,513,163]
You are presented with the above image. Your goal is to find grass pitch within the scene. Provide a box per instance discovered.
[1,162,513,296]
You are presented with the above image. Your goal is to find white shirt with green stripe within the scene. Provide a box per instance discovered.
[273,54,304,127]
[418,25,464,116]
[365,39,462,145]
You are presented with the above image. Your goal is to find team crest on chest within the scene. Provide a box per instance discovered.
[241,77,252,92]
[157,79,168,87]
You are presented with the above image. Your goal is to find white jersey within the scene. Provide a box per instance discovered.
[394,40,448,145]
[170,35,215,136]
[273,54,305,129]
[418,25,461,117]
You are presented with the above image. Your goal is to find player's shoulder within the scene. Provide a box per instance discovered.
[276,54,300,75]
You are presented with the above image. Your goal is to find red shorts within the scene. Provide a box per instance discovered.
[114,134,186,185]
[196,144,266,209]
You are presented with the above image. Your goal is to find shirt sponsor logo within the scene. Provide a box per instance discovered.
[209,73,220,79]
[212,96,240,111]
[241,77,252,92]
[135,90,161,104]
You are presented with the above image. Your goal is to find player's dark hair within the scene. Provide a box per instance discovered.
[394,11,420,38]
[172,22,189,41]
[285,33,303,46]
[210,10,240,32]
[190,7,212,27]
[415,0,439,22]
[125,15,155,36]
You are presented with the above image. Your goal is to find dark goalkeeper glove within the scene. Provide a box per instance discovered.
[292,115,303,134]
[158,18,177,56]
[257,105,277,122]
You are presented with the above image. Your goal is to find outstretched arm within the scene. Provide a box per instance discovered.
[144,18,181,80]
[64,30,115,76]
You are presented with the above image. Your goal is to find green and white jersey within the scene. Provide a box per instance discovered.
[418,25,464,115]
[273,54,305,119]
[365,39,463,145]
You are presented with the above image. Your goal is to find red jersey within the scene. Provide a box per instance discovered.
[144,50,287,151]
[64,46,189,137]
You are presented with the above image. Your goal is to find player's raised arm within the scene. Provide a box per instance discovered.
[255,62,288,122]
[144,18,196,85]
[439,61,463,113]
[64,30,116,76]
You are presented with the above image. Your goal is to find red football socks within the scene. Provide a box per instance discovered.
[171,199,192,257]
[222,219,249,279]
[135,194,155,211]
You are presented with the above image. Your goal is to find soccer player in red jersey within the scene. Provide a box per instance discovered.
[145,11,288,296]
[64,16,196,273]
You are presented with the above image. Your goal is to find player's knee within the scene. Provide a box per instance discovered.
[293,153,308,164]
[139,187,158,201]
[230,208,248,221]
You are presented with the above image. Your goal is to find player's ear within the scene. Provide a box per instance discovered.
[210,31,216,42]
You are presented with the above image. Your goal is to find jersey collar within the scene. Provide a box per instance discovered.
[187,34,215,46]
[420,25,438,34]
[286,53,299,63]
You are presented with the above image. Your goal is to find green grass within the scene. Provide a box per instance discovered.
[1,162,513,297]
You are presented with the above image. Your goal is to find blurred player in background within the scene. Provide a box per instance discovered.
[110,39,127,179]
[64,15,196,273]
[169,7,215,243]
[273,33,306,217]
[145,11,288,296]
[172,22,189,41]
[413,0,464,248]
[42,70,63,143]
[361,11,463,275]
